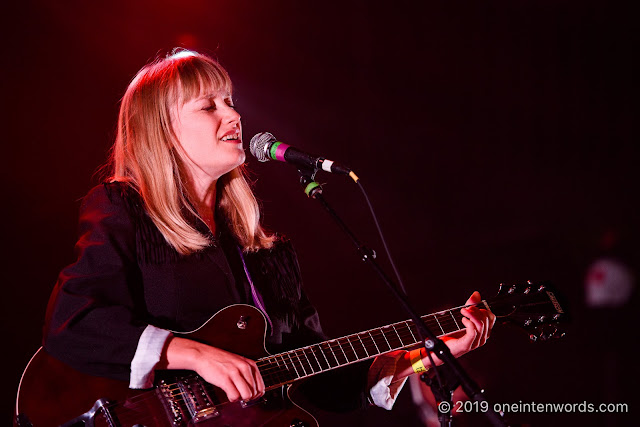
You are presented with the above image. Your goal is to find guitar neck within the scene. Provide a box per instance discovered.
[257,303,476,389]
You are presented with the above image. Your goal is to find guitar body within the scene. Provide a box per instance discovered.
[16,305,318,427]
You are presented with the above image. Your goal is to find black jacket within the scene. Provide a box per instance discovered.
[43,182,370,412]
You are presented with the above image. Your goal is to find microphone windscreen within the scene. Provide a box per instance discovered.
[249,132,277,162]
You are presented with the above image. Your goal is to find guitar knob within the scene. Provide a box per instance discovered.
[237,316,248,330]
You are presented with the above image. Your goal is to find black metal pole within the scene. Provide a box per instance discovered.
[299,170,507,427]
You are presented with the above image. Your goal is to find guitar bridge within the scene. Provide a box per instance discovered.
[177,376,220,423]
[240,395,267,408]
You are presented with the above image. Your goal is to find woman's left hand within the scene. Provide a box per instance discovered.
[389,291,496,382]
[438,291,496,359]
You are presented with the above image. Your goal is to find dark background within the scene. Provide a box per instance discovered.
[3,1,637,426]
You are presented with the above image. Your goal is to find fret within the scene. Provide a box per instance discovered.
[367,330,382,354]
[293,350,310,376]
[285,352,301,378]
[317,343,335,370]
[326,339,349,365]
[257,302,491,389]
[381,325,403,349]
[448,310,461,331]
[378,327,393,351]
[344,336,358,361]
[301,348,316,374]
[405,321,418,344]
[261,357,280,387]
[277,354,296,382]
[347,335,369,360]
[355,334,370,358]
[372,328,392,352]
[357,331,376,356]
[321,341,340,367]
[391,324,405,347]
[303,347,322,373]
[336,338,353,362]
[436,311,458,334]
[430,314,445,335]
[398,322,416,346]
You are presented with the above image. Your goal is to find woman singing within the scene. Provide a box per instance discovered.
[42,49,494,424]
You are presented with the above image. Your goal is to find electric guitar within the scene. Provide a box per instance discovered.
[15,282,567,427]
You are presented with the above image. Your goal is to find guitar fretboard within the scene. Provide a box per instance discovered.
[257,304,471,389]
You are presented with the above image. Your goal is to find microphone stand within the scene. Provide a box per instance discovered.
[296,168,508,427]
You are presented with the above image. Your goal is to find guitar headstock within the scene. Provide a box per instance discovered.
[486,281,568,342]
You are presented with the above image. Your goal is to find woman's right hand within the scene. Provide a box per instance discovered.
[162,336,265,402]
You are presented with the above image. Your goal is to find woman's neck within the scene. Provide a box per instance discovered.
[187,177,217,234]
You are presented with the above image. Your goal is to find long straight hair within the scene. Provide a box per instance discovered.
[108,49,273,254]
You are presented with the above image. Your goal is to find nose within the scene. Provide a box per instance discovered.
[224,104,241,124]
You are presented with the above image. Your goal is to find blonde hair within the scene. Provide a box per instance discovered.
[108,49,273,254]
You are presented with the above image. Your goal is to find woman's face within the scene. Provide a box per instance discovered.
[172,91,244,183]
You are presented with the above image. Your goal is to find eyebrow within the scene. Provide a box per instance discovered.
[192,92,232,102]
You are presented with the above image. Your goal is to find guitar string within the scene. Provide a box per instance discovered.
[93,297,553,424]
[263,299,502,384]
[156,308,468,394]
[94,313,456,425]
[253,302,474,367]
[101,317,458,422]
[135,320,444,401]
[86,302,485,419]
[163,292,549,396]
[143,309,467,392]
[141,304,474,396]
[102,296,558,423]
[161,302,477,394]
[253,305,473,376]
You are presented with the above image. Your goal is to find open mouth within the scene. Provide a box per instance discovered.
[221,133,240,142]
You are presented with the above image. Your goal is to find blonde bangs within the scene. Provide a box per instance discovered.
[174,57,233,104]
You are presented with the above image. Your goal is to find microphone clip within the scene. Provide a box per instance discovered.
[297,167,323,198]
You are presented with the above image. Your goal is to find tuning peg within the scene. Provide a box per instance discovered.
[553,314,561,321]
[524,319,532,326]
[524,286,531,294]
[508,285,517,294]
[529,334,538,342]
[527,280,532,284]
[538,284,546,292]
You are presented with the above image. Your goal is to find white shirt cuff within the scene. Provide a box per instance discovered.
[367,351,408,410]
[129,325,172,389]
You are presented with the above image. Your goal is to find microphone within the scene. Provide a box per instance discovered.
[249,132,352,175]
